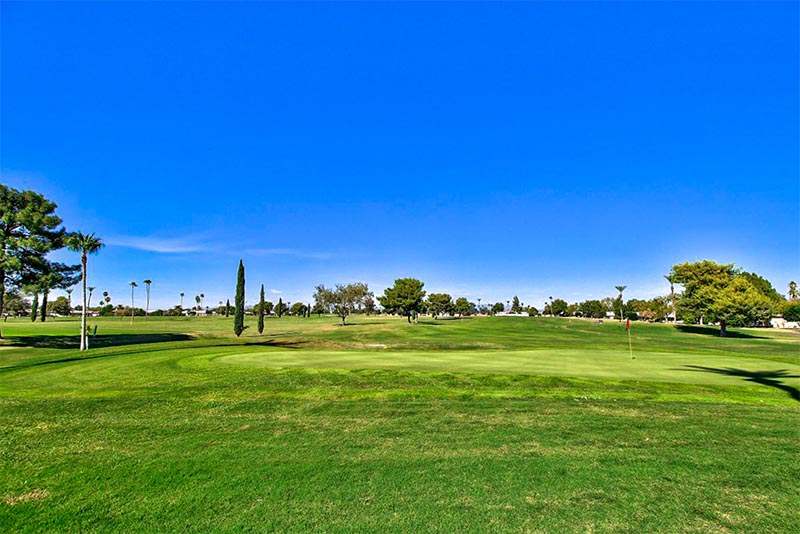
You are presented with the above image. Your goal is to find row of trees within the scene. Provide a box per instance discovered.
[4,187,795,344]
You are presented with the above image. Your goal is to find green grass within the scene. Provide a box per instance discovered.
[1,315,798,532]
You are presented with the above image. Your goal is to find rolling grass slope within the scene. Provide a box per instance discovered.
[1,316,798,532]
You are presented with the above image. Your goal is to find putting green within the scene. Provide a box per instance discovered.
[216,349,800,388]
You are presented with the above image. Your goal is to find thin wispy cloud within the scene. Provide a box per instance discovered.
[107,235,205,254]
[269,289,282,294]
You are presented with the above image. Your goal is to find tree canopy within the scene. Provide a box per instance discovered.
[670,260,776,336]
[427,293,454,318]
[314,282,373,326]
[0,185,68,337]
[454,297,475,316]
[378,278,426,323]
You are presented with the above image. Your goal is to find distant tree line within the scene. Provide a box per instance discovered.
[3,186,796,342]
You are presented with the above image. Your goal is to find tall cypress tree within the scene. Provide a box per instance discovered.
[234,260,245,337]
[40,290,48,322]
[30,292,39,322]
[258,284,265,334]
[225,299,231,318]
[277,297,283,318]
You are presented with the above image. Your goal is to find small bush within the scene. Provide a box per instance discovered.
[782,301,800,322]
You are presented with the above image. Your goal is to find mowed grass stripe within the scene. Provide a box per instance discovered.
[217,349,800,388]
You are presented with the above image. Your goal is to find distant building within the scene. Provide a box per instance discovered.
[771,317,799,329]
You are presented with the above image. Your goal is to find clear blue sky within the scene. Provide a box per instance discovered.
[2,1,798,310]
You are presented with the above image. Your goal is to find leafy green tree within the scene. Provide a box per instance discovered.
[0,185,67,338]
[234,260,245,336]
[363,296,376,315]
[290,302,307,316]
[48,296,70,316]
[66,232,104,350]
[257,284,266,334]
[427,293,454,318]
[551,298,568,316]
[312,302,326,317]
[1,288,27,317]
[738,272,784,306]
[511,296,522,313]
[671,260,735,325]
[526,305,539,316]
[378,278,426,323]
[491,302,504,315]
[710,276,773,335]
[314,282,373,326]
[782,301,800,322]
[579,300,607,318]
[670,260,775,336]
[789,281,798,301]
[165,305,183,317]
[454,297,475,316]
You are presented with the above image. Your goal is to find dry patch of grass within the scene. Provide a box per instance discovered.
[4,489,50,506]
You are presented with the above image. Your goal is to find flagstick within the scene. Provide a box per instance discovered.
[628,327,634,359]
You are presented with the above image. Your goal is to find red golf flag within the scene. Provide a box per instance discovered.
[625,318,631,330]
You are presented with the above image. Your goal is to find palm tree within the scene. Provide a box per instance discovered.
[195,295,201,313]
[143,279,152,319]
[180,292,185,311]
[664,275,677,322]
[66,232,104,351]
[615,285,627,322]
[200,293,205,311]
[65,288,74,315]
[789,281,798,301]
[88,287,96,309]
[129,282,138,323]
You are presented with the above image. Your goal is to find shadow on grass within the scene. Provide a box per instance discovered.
[4,333,195,350]
[318,321,389,327]
[674,325,766,339]
[1,335,309,372]
[681,365,800,401]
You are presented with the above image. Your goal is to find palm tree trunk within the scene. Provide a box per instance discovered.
[81,254,87,350]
